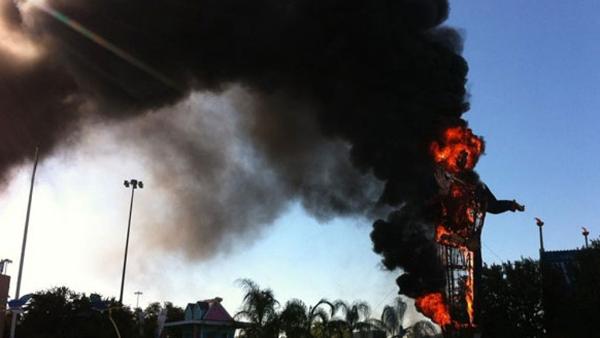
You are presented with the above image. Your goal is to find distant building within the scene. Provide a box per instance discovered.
[163,297,246,338]
[540,249,579,289]
[538,229,599,338]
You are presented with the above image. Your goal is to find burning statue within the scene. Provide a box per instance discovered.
[415,126,525,336]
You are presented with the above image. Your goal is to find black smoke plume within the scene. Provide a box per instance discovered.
[2,0,470,296]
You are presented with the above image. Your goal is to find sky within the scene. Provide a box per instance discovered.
[0,0,599,325]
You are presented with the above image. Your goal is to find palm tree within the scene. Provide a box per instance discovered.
[307,299,335,337]
[234,279,280,338]
[279,299,310,338]
[329,300,373,337]
[404,321,440,338]
[279,298,336,338]
[371,297,408,338]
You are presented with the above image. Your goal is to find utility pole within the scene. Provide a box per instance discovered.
[119,179,143,305]
[10,148,39,338]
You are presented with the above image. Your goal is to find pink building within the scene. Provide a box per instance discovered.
[164,297,247,338]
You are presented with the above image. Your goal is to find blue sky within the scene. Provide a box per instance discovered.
[447,0,600,261]
[0,0,598,322]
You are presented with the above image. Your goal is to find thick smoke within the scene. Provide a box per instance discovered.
[2,0,469,295]
[104,89,382,258]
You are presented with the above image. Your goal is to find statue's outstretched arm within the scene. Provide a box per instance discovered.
[484,184,525,214]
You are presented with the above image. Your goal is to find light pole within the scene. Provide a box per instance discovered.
[134,290,144,337]
[134,291,143,308]
[10,148,39,338]
[0,259,12,275]
[535,217,545,253]
[119,179,143,305]
[582,227,590,248]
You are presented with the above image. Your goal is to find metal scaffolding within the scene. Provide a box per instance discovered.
[435,170,487,338]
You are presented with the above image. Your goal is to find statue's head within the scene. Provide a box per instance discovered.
[456,150,468,171]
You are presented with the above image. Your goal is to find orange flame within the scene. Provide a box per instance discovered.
[434,226,476,327]
[424,126,482,329]
[461,249,475,325]
[430,126,484,173]
[415,293,452,327]
[435,225,451,242]
[466,207,475,224]
[451,185,463,198]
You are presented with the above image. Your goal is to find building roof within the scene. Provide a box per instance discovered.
[203,299,233,321]
[541,249,581,289]
[541,249,579,264]
[185,297,233,321]
[165,297,249,329]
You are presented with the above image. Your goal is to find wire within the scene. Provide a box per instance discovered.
[373,287,397,314]
[482,243,504,262]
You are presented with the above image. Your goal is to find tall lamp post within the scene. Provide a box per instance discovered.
[10,148,39,338]
[0,259,12,275]
[119,179,143,305]
[535,217,545,253]
[134,291,143,309]
[582,227,590,248]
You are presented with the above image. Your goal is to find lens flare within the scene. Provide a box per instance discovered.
[26,0,180,91]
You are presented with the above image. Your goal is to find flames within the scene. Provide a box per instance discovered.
[466,207,475,224]
[416,236,476,329]
[430,126,484,173]
[415,293,451,327]
[415,125,484,330]
[436,225,452,243]
[463,249,475,324]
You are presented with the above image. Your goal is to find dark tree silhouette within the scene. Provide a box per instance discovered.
[370,297,408,338]
[279,299,311,338]
[406,320,440,338]
[5,287,185,338]
[479,259,543,338]
[543,239,600,338]
[140,301,184,338]
[14,287,136,338]
[329,300,373,337]
[279,298,335,338]
[234,279,280,338]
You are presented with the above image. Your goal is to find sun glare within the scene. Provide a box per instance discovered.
[0,1,40,61]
